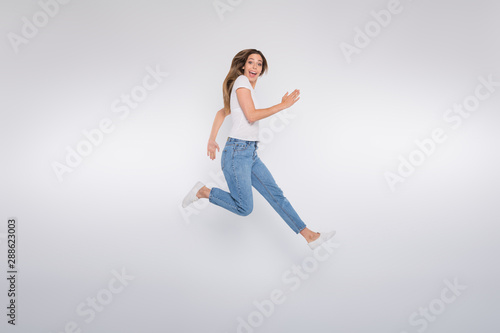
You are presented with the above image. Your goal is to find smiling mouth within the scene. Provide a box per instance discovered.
[249,71,257,76]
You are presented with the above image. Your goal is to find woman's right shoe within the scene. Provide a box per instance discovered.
[308,230,336,250]
[182,181,205,208]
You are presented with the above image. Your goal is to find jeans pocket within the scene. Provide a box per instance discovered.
[221,148,227,170]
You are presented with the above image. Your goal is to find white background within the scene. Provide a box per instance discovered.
[1,0,499,332]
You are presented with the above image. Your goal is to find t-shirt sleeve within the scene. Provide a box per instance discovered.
[233,75,252,92]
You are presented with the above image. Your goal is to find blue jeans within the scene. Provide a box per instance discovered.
[209,137,307,234]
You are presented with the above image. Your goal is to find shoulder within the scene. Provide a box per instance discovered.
[236,74,248,82]
[235,75,251,87]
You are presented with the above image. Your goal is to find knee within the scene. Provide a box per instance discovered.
[237,205,253,216]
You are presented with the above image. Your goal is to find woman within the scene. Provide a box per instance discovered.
[182,49,335,250]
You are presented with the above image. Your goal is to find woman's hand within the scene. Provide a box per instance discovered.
[207,139,220,160]
[281,89,300,109]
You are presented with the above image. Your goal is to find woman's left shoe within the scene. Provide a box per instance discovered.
[182,181,205,208]
[308,230,336,250]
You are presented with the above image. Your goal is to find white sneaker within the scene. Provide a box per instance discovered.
[307,230,336,250]
[182,181,205,208]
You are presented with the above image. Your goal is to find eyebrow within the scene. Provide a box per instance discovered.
[248,57,262,63]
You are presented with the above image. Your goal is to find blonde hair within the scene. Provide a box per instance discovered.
[222,49,268,116]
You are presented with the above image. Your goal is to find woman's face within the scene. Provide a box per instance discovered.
[242,53,263,84]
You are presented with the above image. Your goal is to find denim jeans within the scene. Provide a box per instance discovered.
[209,137,307,234]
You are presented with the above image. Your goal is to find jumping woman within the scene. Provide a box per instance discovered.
[182,49,336,250]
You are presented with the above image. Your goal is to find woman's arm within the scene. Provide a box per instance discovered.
[207,107,227,160]
[236,88,300,123]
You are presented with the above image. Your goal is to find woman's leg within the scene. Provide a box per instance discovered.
[196,177,320,239]
[207,141,254,216]
[196,140,323,244]
[250,155,316,238]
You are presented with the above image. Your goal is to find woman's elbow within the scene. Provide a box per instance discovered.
[247,111,258,122]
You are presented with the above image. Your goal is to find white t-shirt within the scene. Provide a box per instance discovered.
[228,74,259,141]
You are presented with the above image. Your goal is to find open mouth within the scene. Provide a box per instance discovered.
[249,71,257,77]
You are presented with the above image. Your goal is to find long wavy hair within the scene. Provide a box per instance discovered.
[222,49,268,116]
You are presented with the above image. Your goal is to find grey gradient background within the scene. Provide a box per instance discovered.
[1,0,499,332]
